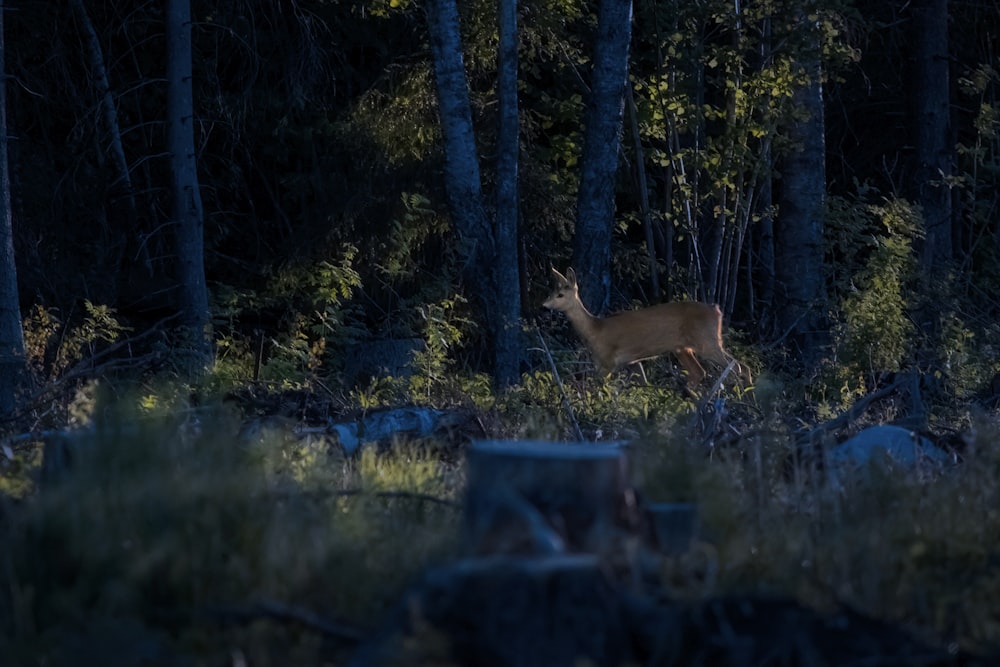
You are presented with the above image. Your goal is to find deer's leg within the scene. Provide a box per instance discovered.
[699,341,731,369]
[675,347,706,388]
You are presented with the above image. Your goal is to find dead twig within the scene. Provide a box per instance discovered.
[532,327,585,442]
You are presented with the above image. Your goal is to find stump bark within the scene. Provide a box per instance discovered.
[348,555,654,667]
[462,440,637,556]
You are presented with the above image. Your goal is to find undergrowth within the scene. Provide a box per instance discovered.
[0,395,461,666]
[0,338,998,664]
[633,413,1000,654]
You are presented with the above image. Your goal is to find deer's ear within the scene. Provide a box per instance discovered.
[565,268,577,286]
[551,267,567,285]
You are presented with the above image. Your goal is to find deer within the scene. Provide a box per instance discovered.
[542,267,749,389]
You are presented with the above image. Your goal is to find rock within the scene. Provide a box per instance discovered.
[828,425,951,470]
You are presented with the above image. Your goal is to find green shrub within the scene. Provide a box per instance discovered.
[817,196,921,407]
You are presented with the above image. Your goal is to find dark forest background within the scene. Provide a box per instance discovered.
[2,2,1000,665]
[1,0,997,413]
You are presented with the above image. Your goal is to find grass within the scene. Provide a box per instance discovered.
[0,397,462,666]
[632,414,1000,654]
[0,377,999,664]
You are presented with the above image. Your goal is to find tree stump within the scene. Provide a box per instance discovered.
[643,502,700,555]
[462,440,637,556]
[349,554,652,667]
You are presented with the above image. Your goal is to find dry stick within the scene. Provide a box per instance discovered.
[206,598,367,644]
[534,328,585,442]
[692,359,737,444]
[269,488,461,509]
[2,315,181,424]
[696,359,737,411]
[795,376,906,445]
[331,488,460,509]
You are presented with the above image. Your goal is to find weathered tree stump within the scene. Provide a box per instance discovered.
[643,502,700,555]
[348,554,651,667]
[352,569,991,667]
[462,440,637,556]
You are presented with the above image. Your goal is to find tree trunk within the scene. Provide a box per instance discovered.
[775,13,826,362]
[756,17,776,337]
[911,0,952,277]
[0,0,24,418]
[626,86,659,300]
[573,0,633,315]
[166,0,211,372]
[494,0,522,389]
[426,0,514,386]
[69,0,137,226]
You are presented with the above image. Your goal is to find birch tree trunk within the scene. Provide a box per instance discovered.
[0,0,25,417]
[166,0,211,372]
[425,0,525,388]
[494,0,522,388]
[775,13,826,361]
[912,0,952,277]
[573,0,633,315]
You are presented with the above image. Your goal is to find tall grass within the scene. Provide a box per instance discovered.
[633,414,1000,653]
[0,398,461,665]
[2,384,999,663]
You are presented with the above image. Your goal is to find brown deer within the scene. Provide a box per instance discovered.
[543,267,748,388]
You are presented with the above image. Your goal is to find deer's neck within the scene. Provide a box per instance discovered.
[563,302,603,344]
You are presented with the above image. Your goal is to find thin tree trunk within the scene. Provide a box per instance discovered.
[573,0,633,314]
[626,85,659,300]
[69,0,137,226]
[424,0,501,379]
[775,12,826,361]
[912,0,952,277]
[711,0,744,308]
[756,17,775,336]
[166,0,211,372]
[0,0,25,417]
[494,0,522,388]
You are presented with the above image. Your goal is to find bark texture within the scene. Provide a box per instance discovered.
[775,15,826,360]
[0,0,24,417]
[494,0,523,388]
[167,0,211,370]
[912,0,953,275]
[573,0,633,315]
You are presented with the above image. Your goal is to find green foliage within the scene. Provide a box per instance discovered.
[22,301,129,384]
[823,197,920,396]
[493,371,569,439]
[623,414,1000,655]
[955,63,1000,307]
[0,395,460,664]
[351,65,440,165]
[626,0,856,302]
[937,313,1000,400]
[408,296,493,409]
[499,349,696,440]
[378,192,450,280]
[575,379,693,433]
[210,247,363,391]
[356,444,451,498]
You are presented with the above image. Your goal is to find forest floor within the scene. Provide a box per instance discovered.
[1,376,999,666]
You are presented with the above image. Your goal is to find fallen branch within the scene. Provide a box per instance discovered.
[5,315,179,423]
[795,377,906,445]
[207,598,367,644]
[268,487,461,509]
